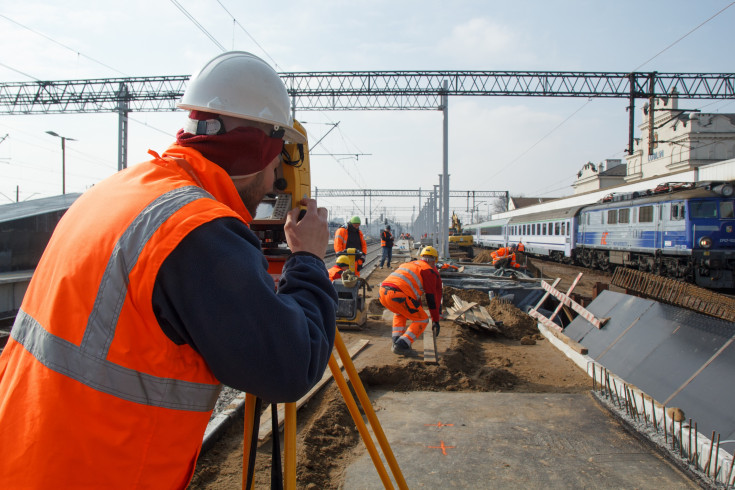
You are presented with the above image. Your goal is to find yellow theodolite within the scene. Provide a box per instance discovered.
[250,120,311,285]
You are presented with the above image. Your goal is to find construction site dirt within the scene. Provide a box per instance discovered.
[188,255,615,489]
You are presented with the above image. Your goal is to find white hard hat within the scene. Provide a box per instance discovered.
[177,51,305,144]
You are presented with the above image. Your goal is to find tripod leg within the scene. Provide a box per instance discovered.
[242,393,260,490]
[328,354,395,489]
[333,329,409,490]
[283,403,297,489]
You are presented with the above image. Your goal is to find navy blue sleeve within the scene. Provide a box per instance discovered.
[152,217,337,403]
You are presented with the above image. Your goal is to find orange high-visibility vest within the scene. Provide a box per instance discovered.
[328,265,345,281]
[383,259,434,300]
[333,225,367,255]
[0,145,250,488]
[491,247,510,265]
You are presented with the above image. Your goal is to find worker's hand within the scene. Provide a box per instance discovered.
[432,322,440,337]
[284,198,329,259]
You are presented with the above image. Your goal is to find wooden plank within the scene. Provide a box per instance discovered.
[542,321,589,355]
[529,278,562,314]
[258,339,370,441]
[446,297,478,321]
[549,273,582,322]
[540,280,610,329]
[476,306,497,326]
[423,320,437,364]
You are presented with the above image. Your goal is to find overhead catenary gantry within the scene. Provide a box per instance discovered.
[2,71,734,163]
[1,70,734,255]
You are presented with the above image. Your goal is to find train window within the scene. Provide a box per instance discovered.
[562,222,567,235]
[619,208,630,223]
[639,205,654,222]
[542,223,547,235]
[690,201,717,218]
[608,210,617,224]
[671,204,679,220]
[555,222,560,235]
[720,202,734,219]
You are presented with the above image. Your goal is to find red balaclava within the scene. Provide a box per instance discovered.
[176,111,283,177]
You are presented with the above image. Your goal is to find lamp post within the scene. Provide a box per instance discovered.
[46,131,77,195]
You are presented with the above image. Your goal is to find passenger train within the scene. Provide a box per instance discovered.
[466,181,735,289]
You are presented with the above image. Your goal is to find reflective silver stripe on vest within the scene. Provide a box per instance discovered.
[387,266,425,298]
[11,186,221,412]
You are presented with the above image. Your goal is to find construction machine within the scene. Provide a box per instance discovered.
[448,212,474,258]
[333,248,370,328]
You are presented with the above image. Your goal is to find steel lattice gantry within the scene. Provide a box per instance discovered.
[1,70,734,166]
[2,70,734,255]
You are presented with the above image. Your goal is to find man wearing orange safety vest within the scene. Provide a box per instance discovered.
[334,216,367,274]
[379,246,443,356]
[491,244,521,269]
[0,52,338,488]
[328,255,351,281]
[379,224,394,268]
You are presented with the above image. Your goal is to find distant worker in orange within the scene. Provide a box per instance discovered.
[379,246,443,356]
[328,255,351,281]
[334,216,367,274]
[438,262,463,272]
[492,244,520,269]
[517,241,525,253]
[379,224,394,268]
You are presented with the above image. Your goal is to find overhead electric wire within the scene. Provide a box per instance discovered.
[479,2,734,197]
[630,1,735,73]
[0,13,129,77]
[0,61,40,81]
[214,0,280,69]
[170,0,226,52]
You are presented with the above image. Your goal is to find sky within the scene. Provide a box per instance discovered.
[1,0,734,226]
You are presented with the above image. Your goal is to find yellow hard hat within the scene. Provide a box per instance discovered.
[336,255,350,266]
[420,246,439,259]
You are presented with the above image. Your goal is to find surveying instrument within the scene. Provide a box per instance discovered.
[246,121,407,489]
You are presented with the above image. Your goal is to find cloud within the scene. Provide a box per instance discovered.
[436,17,537,68]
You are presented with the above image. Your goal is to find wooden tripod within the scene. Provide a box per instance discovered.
[241,328,408,489]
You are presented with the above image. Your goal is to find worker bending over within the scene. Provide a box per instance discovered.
[334,215,367,274]
[491,244,521,269]
[0,51,337,488]
[328,255,351,281]
[379,246,443,356]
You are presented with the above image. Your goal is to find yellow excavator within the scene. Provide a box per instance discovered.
[448,212,474,258]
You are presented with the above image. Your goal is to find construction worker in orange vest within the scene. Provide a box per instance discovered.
[328,255,351,281]
[517,241,525,253]
[491,244,520,269]
[438,262,464,272]
[334,216,367,275]
[379,224,394,268]
[0,51,337,488]
[379,246,443,356]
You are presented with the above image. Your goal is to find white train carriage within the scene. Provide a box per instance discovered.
[465,218,509,249]
[507,206,584,262]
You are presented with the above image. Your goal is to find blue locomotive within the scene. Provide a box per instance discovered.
[467,181,735,289]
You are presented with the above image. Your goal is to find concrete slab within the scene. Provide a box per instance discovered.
[343,391,697,489]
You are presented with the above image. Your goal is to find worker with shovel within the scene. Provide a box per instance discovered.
[379,246,443,356]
